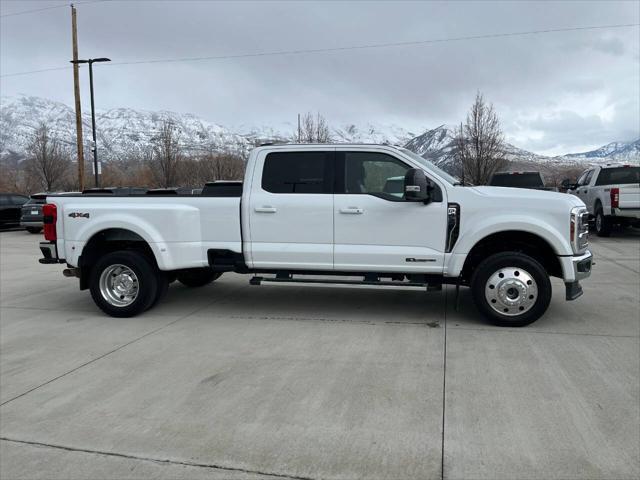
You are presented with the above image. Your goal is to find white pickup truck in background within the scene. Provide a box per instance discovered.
[565,164,640,236]
[39,144,593,326]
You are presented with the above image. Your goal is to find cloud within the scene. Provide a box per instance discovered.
[0,0,638,155]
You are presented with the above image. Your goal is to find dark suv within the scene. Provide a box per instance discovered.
[20,193,48,233]
[0,193,29,229]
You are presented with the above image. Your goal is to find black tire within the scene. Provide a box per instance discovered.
[594,205,611,237]
[148,272,169,310]
[26,227,42,234]
[470,251,552,327]
[176,268,221,287]
[89,250,158,317]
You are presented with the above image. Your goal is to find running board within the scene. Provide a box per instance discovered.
[249,275,439,289]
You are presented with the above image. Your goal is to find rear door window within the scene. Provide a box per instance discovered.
[262,151,334,194]
[594,167,640,186]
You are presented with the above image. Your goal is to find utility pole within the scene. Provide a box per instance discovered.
[460,121,465,185]
[297,113,301,142]
[70,4,85,191]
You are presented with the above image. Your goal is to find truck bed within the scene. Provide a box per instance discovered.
[48,194,242,271]
[618,183,640,210]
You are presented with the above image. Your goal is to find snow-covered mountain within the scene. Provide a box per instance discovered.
[561,139,640,163]
[1,95,637,167]
[0,96,421,162]
[401,124,617,170]
[0,95,251,163]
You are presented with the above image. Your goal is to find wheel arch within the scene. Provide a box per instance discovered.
[594,198,602,212]
[460,230,562,283]
[78,228,158,290]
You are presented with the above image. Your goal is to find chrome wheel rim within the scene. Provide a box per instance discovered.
[485,267,538,317]
[99,264,139,307]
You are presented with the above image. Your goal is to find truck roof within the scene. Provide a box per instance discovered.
[252,143,407,156]
[599,163,639,169]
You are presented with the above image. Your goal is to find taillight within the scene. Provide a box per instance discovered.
[43,203,57,241]
[610,188,619,209]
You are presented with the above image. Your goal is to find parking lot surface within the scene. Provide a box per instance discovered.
[1,229,638,479]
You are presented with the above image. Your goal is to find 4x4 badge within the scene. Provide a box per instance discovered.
[68,212,90,219]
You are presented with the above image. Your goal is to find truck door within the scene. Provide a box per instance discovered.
[333,150,447,273]
[247,149,335,270]
[576,169,595,213]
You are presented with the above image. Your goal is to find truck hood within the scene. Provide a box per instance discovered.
[469,186,585,207]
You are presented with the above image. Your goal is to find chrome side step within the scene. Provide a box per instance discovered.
[249,275,439,289]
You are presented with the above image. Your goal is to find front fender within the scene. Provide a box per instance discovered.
[453,216,571,256]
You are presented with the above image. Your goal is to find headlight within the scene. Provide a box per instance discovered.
[570,206,589,254]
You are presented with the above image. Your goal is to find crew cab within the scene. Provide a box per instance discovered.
[564,164,640,236]
[39,144,593,326]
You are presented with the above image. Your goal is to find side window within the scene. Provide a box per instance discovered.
[578,170,594,186]
[0,195,8,206]
[262,152,333,194]
[343,152,410,197]
[583,170,595,186]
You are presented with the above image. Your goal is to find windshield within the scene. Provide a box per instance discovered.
[399,148,460,185]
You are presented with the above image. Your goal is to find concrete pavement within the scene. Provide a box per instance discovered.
[0,229,638,479]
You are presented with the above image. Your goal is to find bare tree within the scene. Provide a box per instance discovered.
[197,151,245,183]
[299,112,331,143]
[454,92,508,185]
[148,121,181,187]
[25,123,71,191]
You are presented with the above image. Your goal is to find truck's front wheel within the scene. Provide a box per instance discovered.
[470,252,552,327]
[89,251,159,317]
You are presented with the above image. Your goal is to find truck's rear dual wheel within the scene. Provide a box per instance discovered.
[176,268,222,287]
[471,252,552,327]
[89,251,159,317]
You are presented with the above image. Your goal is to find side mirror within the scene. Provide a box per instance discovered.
[561,178,576,191]
[404,168,431,203]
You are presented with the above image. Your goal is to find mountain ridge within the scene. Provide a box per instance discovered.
[1,95,637,167]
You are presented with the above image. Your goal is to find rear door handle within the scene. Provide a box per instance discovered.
[255,206,277,213]
[339,207,363,214]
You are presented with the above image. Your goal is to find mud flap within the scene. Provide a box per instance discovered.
[565,281,583,301]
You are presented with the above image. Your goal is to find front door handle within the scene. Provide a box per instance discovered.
[339,207,364,214]
[255,206,277,213]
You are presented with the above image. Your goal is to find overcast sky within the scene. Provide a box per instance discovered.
[1,0,638,155]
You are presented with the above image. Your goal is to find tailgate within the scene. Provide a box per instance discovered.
[619,184,640,209]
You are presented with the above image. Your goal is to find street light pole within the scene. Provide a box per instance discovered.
[70,57,111,188]
[88,60,98,187]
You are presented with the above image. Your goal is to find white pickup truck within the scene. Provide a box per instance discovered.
[565,164,640,236]
[39,144,593,326]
